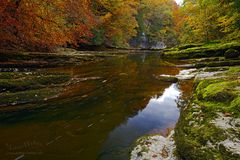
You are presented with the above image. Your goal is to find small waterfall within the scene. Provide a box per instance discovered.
[140,32,148,49]
[139,32,167,49]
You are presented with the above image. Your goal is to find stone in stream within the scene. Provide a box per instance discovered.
[176,68,197,80]
[154,74,178,83]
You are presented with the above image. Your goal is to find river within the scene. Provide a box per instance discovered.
[0,52,192,160]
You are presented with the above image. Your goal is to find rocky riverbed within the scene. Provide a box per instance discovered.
[131,65,240,160]
[175,66,240,160]
[131,42,240,160]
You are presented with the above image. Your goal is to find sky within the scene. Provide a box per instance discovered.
[175,0,183,5]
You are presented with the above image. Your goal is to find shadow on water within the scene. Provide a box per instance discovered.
[0,52,192,160]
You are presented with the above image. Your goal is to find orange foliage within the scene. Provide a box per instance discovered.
[65,0,96,45]
[0,0,96,51]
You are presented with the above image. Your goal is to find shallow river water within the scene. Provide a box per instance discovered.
[0,52,192,160]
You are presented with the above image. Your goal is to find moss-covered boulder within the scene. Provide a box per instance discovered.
[175,66,240,160]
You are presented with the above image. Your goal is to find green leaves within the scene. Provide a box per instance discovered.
[177,0,240,44]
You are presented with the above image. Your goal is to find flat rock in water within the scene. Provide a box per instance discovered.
[131,130,177,160]
[176,69,197,80]
[154,74,178,83]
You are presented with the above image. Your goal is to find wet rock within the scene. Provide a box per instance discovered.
[119,73,128,76]
[154,74,178,83]
[176,69,197,80]
[176,64,195,68]
[131,130,177,160]
[195,71,226,80]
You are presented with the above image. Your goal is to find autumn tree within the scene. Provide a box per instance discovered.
[65,0,96,46]
[135,0,178,47]
[92,0,139,47]
[0,0,96,51]
[217,0,240,41]
[0,0,18,49]
[177,0,240,44]
[0,0,70,51]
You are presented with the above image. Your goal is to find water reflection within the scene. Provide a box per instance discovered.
[0,53,187,160]
[99,84,181,160]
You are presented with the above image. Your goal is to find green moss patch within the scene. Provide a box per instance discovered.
[0,71,72,107]
[0,87,62,106]
[0,72,70,92]
[175,66,240,160]
[163,42,240,59]
[197,81,238,103]
[195,60,240,68]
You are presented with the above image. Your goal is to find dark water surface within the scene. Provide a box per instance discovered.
[0,52,191,160]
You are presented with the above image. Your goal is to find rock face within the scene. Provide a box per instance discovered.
[131,130,177,160]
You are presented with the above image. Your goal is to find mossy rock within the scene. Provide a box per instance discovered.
[175,67,240,160]
[229,97,240,117]
[0,87,62,106]
[195,60,240,68]
[0,72,70,92]
[228,67,240,74]
[0,72,25,79]
[200,81,237,103]
[225,49,240,59]
[164,42,240,59]
[178,44,203,50]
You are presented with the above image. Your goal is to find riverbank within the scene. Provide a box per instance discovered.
[0,48,130,68]
[131,42,240,160]
[131,66,240,160]
[175,66,240,159]
[163,42,240,59]
[170,42,240,160]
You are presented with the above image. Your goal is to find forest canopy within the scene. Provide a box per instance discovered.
[0,0,239,51]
